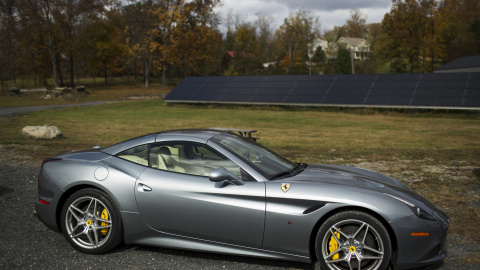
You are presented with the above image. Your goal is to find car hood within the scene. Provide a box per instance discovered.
[287,163,443,216]
[288,164,409,190]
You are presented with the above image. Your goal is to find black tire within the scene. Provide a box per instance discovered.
[60,188,124,254]
[315,211,391,270]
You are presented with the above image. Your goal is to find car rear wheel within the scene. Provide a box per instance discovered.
[60,188,123,254]
[315,211,391,270]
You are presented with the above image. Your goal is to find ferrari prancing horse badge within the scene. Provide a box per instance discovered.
[281,183,291,193]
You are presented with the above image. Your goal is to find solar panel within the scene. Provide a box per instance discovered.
[437,97,463,106]
[164,73,480,109]
[463,98,480,107]
[343,96,366,104]
[411,97,437,106]
[365,96,388,105]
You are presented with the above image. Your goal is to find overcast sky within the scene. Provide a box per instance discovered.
[213,0,393,33]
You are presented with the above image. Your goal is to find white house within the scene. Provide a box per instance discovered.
[308,38,328,59]
[337,37,370,60]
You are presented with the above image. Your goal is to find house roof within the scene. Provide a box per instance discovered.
[226,51,255,58]
[435,55,480,71]
[338,37,368,46]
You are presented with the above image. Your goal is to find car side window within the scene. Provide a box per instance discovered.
[149,141,253,181]
[116,144,149,166]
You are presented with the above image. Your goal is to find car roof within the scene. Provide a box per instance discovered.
[101,129,230,155]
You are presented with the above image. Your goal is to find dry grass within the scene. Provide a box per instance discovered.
[0,79,172,107]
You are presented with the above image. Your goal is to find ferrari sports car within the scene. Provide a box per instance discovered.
[36,129,448,270]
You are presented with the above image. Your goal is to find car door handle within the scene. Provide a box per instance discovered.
[138,184,152,192]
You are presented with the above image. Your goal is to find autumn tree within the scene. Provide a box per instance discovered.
[345,9,368,38]
[125,0,220,87]
[0,0,21,90]
[221,12,263,75]
[324,26,346,43]
[81,11,128,85]
[62,0,108,87]
[124,0,159,87]
[255,12,275,64]
[169,0,221,77]
[375,0,440,72]
[275,9,321,74]
[436,0,480,62]
[15,0,108,88]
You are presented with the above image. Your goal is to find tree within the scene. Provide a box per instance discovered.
[334,45,352,74]
[0,0,21,90]
[345,9,367,38]
[312,46,326,63]
[255,12,274,64]
[16,0,108,88]
[169,0,221,77]
[275,9,321,74]
[375,0,439,73]
[125,0,220,87]
[324,25,346,43]
[63,0,108,87]
[436,0,480,62]
[82,13,128,85]
[124,0,159,88]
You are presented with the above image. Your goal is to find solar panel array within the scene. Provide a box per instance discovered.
[164,73,480,109]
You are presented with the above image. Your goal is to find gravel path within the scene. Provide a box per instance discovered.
[0,102,107,117]
[0,146,477,269]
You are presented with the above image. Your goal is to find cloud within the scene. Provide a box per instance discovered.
[214,0,392,32]
[273,0,391,11]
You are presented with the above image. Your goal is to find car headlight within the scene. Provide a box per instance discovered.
[384,194,437,221]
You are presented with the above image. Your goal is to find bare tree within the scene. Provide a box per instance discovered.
[345,9,367,38]
[275,9,321,74]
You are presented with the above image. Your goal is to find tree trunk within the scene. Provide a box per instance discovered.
[162,69,167,87]
[144,55,150,88]
[70,52,74,87]
[162,34,168,87]
[56,54,64,87]
[288,44,293,74]
[48,37,59,88]
[133,58,137,84]
[104,65,108,85]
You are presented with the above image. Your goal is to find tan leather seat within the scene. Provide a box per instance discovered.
[158,147,185,173]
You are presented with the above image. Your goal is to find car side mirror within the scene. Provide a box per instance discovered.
[209,168,244,186]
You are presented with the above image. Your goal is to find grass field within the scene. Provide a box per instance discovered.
[1,90,479,264]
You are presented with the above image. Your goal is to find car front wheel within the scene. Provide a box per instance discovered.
[60,188,123,254]
[315,211,392,270]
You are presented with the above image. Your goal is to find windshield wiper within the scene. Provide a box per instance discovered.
[290,163,307,175]
[271,163,306,180]
[270,170,291,180]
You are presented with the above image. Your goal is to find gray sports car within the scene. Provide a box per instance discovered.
[36,129,448,270]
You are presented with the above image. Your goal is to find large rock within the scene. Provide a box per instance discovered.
[21,125,62,140]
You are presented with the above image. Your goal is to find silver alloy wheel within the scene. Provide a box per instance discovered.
[65,196,112,249]
[321,219,385,270]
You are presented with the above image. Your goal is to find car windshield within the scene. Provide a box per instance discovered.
[212,134,296,179]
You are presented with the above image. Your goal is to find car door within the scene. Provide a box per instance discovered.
[134,141,266,248]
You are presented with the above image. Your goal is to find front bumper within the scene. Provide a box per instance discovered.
[391,215,448,269]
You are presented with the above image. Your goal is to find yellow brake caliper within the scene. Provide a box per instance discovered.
[329,230,341,260]
[101,209,109,235]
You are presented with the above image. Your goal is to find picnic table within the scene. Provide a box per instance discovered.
[210,127,259,141]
